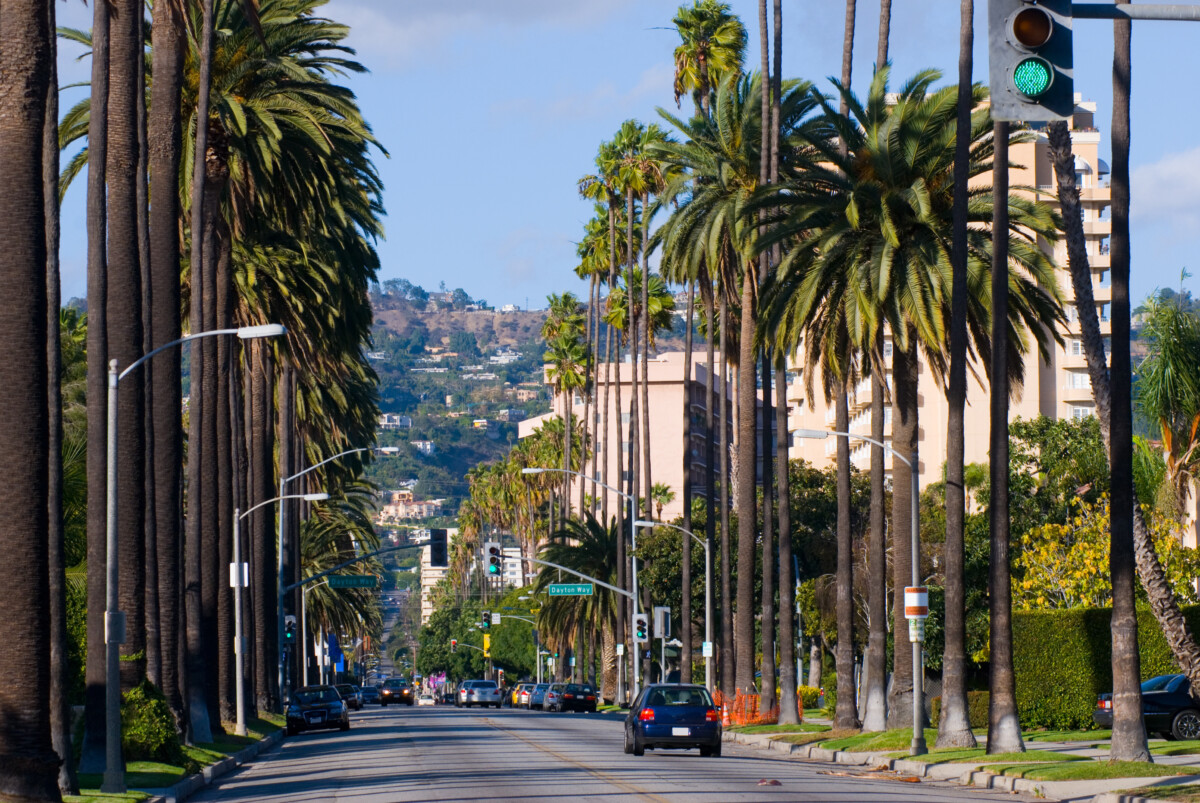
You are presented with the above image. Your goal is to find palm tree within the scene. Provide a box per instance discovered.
[673,0,746,117]
[938,0,979,749]
[545,330,590,518]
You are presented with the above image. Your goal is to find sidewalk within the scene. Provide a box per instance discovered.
[142,729,284,803]
[723,725,1200,803]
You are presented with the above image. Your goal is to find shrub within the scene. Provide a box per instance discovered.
[931,691,990,730]
[122,680,185,766]
[797,685,820,709]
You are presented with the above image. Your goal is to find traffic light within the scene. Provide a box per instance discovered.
[988,0,1072,121]
[284,615,297,646]
[483,633,491,658]
[450,638,457,653]
[481,610,490,629]
[430,528,448,567]
[484,541,503,576]
[633,613,649,644]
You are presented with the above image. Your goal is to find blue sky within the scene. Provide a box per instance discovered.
[55,0,1200,308]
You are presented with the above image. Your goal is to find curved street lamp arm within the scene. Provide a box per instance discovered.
[285,446,375,486]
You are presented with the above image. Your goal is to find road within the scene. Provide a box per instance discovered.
[190,704,1042,802]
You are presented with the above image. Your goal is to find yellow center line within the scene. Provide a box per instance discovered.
[479,716,672,803]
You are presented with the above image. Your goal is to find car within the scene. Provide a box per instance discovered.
[286,685,350,736]
[624,684,721,757]
[458,679,503,708]
[514,683,535,708]
[439,685,456,704]
[361,685,380,705]
[528,683,550,710]
[417,693,436,706]
[381,677,414,707]
[545,683,566,712]
[334,683,362,710]
[559,683,598,713]
[1096,674,1200,739]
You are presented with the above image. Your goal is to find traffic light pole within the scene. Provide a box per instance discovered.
[1073,4,1200,20]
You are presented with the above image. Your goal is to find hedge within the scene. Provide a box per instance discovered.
[931,691,990,730]
[1012,605,1200,730]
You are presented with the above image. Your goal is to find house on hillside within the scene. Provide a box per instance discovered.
[410,440,435,456]
[378,413,412,430]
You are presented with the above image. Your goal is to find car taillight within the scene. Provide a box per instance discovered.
[639,708,655,721]
[706,708,719,722]
[564,694,574,699]
[586,695,595,700]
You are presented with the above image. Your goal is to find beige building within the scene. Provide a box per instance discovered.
[419,530,455,625]
[519,351,737,522]
[788,95,1112,488]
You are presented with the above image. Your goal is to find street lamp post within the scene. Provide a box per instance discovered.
[301,577,331,687]
[100,324,284,793]
[522,466,643,701]
[634,520,712,693]
[795,427,926,756]
[234,491,327,736]
[276,445,397,710]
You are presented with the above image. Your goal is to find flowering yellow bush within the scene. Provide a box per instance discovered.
[1015,495,1200,609]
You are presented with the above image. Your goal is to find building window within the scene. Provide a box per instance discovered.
[621,412,631,424]
[621,441,632,453]
[1070,405,1093,421]
[1069,339,1083,356]
[883,341,893,359]
[1065,304,1077,324]
[1069,371,1090,389]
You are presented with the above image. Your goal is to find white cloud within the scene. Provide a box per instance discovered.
[1131,145,1200,234]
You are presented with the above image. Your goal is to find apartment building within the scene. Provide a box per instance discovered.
[788,95,1112,489]
[419,531,455,625]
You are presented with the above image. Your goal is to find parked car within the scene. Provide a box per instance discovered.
[529,683,550,710]
[458,679,503,708]
[439,685,456,704]
[381,677,414,707]
[1096,674,1200,739]
[559,683,598,713]
[514,683,535,708]
[417,693,436,706]
[624,684,721,757]
[334,683,362,710]
[545,683,566,712]
[286,685,350,736]
[361,685,380,705]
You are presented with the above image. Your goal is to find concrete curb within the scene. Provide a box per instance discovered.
[146,729,283,803]
[1091,795,1178,803]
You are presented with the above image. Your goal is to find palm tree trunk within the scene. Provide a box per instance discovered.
[887,342,917,729]
[216,226,236,723]
[862,362,888,732]
[109,0,148,691]
[44,0,78,789]
[719,296,734,697]
[834,385,860,729]
[640,193,652,507]
[876,0,891,69]
[602,203,618,527]
[734,265,758,694]
[81,0,111,770]
[149,0,186,724]
[681,280,695,683]
[775,357,797,723]
[251,343,277,711]
[611,275,627,699]
[702,275,717,688]
[1047,119,1200,724]
[986,123,1024,754]
[1106,14,1150,762]
[757,2,775,710]
[0,1,59,795]
[185,0,217,743]
[582,274,597,513]
[936,0,978,750]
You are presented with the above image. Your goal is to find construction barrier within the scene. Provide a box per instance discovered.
[713,689,803,726]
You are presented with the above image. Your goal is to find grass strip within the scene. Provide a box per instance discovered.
[819,728,940,753]
[729,723,831,735]
[885,748,1085,764]
[1007,760,1187,782]
[64,792,151,803]
[1153,741,1200,757]
[1118,782,1200,802]
[1025,729,1112,742]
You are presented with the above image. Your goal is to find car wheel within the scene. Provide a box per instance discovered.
[632,733,645,757]
[340,720,350,732]
[285,724,296,737]
[381,702,387,708]
[700,742,721,757]
[623,727,633,755]
[1172,710,1200,740]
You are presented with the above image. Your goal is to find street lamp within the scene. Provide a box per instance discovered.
[795,427,926,756]
[634,520,712,694]
[101,323,284,793]
[522,466,645,700]
[276,445,394,710]
[233,491,327,735]
[301,577,331,688]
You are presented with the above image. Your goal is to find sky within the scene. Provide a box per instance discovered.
[54,0,1200,309]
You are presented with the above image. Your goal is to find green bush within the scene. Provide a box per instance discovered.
[121,680,185,766]
[931,691,990,729]
[797,685,820,709]
[1012,605,1200,730]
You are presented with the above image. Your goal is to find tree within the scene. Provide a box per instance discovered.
[0,0,61,796]
[672,0,746,117]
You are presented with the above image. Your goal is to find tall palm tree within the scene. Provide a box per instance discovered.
[673,0,746,117]
[546,331,590,517]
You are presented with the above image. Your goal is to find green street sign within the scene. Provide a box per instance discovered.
[329,575,376,589]
[548,583,593,596]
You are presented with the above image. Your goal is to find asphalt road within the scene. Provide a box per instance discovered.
[189,704,1042,802]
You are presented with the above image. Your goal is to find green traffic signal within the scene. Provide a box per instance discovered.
[1013,56,1052,97]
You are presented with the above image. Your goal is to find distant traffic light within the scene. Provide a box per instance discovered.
[633,613,649,644]
[481,610,490,629]
[483,634,491,658]
[284,615,297,645]
[450,638,457,653]
[430,528,448,567]
[988,0,1073,121]
[484,541,503,576]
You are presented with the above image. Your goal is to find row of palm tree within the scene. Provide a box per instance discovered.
[0,0,389,796]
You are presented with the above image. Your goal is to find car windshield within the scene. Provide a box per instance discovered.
[645,687,713,707]
[535,684,549,691]
[566,684,592,694]
[1142,675,1183,692]
[295,688,339,704]
[384,679,408,688]
[474,681,498,689]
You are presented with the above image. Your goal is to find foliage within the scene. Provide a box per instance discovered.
[930,691,990,730]
[1012,605,1200,730]
[1015,495,1200,610]
[1004,416,1110,540]
[796,685,820,709]
[920,507,991,670]
[121,681,187,766]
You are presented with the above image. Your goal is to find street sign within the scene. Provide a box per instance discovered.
[548,583,593,596]
[653,605,670,638]
[702,641,714,658]
[330,575,376,589]
[616,643,625,656]
[491,612,501,626]
[903,586,929,619]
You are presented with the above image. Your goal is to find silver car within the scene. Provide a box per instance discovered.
[458,679,503,708]
[545,683,566,712]
[529,683,550,710]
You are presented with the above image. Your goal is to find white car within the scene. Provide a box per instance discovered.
[457,679,503,708]
[417,693,435,706]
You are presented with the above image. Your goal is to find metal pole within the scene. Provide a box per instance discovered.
[233,508,247,736]
[911,466,926,756]
[102,360,125,794]
[276,476,286,710]
[301,584,308,687]
[631,523,641,700]
[705,540,713,693]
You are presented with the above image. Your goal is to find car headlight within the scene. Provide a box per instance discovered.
[287,706,300,716]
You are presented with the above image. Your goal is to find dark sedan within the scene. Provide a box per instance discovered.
[1095,674,1200,739]
[624,684,721,757]
[361,685,381,705]
[335,683,362,710]
[286,685,350,736]
[558,683,598,713]
[381,677,414,707]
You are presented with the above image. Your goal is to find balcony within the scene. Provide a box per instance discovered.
[1083,219,1111,237]
[1080,185,1111,204]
